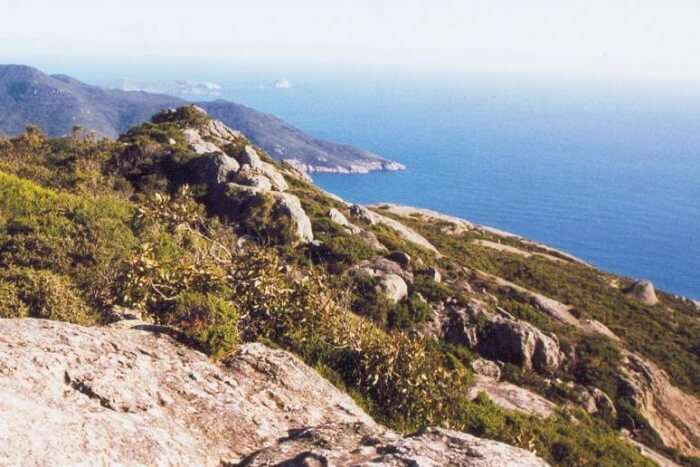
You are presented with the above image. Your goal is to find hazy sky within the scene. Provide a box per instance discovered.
[1,0,699,81]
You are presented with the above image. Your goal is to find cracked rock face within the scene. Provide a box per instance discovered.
[0,319,372,466]
[620,352,700,456]
[0,318,549,466]
[479,315,562,374]
[242,423,549,467]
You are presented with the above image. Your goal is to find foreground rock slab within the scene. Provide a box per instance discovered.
[242,422,549,467]
[0,318,549,466]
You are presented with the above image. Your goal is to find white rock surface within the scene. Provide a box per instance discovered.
[239,145,263,169]
[328,207,356,231]
[271,192,314,243]
[349,204,440,254]
[620,351,700,456]
[0,318,550,466]
[379,272,409,303]
[624,279,659,306]
[368,203,474,235]
[183,127,222,155]
[468,376,556,418]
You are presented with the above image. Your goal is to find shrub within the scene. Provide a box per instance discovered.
[412,274,455,303]
[0,280,29,318]
[0,268,96,325]
[310,234,376,271]
[388,293,433,329]
[151,106,210,128]
[574,335,622,397]
[349,273,392,325]
[223,187,295,245]
[168,292,239,358]
[0,172,138,310]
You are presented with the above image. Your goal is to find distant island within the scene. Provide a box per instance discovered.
[273,78,292,89]
[109,78,223,97]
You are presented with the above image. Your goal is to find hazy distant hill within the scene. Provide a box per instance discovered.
[0,64,403,173]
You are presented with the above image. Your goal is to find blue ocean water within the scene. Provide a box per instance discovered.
[217,72,700,299]
[66,65,700,299]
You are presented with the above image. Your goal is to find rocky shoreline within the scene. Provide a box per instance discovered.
[283,157,406,175]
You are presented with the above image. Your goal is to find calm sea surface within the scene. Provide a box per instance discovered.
[73,66,700,299]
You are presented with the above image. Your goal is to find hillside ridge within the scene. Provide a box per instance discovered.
[0,64,405,174]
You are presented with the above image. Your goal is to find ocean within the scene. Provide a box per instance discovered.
[74,65,700,299]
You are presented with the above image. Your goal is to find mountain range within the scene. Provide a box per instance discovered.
[0,64,404,174]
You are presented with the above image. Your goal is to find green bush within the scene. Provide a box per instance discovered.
[574,335,622,397]
[0,268,96,324]
[412,274,456,303]
[0,171,138,310]
[0,280,29,318]
[168,292,239,358]
[310,234,375,271]
[389,293,433,329]
[218,186,296,245]
[151,105,210,128]
[349,273,392,326]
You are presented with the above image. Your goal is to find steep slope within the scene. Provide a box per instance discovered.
[0,64,404,173]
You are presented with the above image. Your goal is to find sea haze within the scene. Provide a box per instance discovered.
[75,66,700,298]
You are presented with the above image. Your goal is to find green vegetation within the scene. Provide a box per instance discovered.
[574,334,622,397]
[169,292,239,358]
[0,267,96,324]
[398,211,700,399]
[150,105,211,128]
[0,280,29,318]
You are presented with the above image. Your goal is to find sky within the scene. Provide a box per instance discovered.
[1,0,699,82]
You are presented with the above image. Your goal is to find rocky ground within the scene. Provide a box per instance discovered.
[0,318,548,467]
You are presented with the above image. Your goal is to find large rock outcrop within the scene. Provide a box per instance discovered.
[624,280,659,306]
[436,300,562,374]
[479,315,563,374]
[620,352,700,456]
[0,318,549,466]
[349,204,440,254]
[179,109,314,244]
[350,257,414,303]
